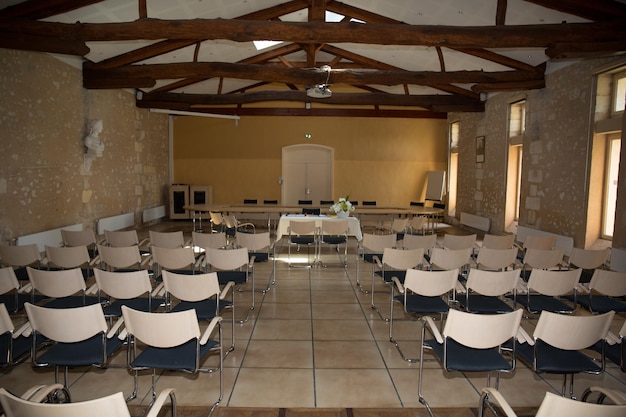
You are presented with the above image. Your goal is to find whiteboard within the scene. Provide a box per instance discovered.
[425,171,446,201]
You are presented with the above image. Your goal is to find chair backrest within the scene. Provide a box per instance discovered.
[389,218,409,234]
[149,230,185,249]
[523,248,564,269]
[94,268,152,300]
[0,303,14,334]
[121,305,200,348]
[481,234,515,249]
[433,203,446,210]
[263,200,278,205]
[410,201,425,207]
[27,267,86,298]
[407,216,426,233]
[104,230,140,247]
[466,269,520,297]
[443,308,523,349]
[533,310,615,350]
[362,200,377,206]
[402,233,436,252]
[0,244,41,267]
[61,229,96,248]
[209,212,224,226]
[45,245,90,269]
[534,391,626,417]
[362,233,397,253]
[320,200,334,205]
[568,247,610,270]
[430,247,472,270]
[205,247,248,270]
[588,269,626,297]
[523,235,556,250]
[475,247,518,271]
[97,244,142,270]
[25,302,107,343]
[527,268,582,296]
[321,219,348,235]
[0,267,20,295]
[404,268,459,297]
[298,200,312,205]
[236,232,270,252]
[302,207,320,215]
[192,231,227,250]
[243,199,257,204]
[151,246,195,270]
[288,220,316,236]
[381,247,424,270]
[0,389,132,417]
[163,270,220,302]
[442,234,476,250]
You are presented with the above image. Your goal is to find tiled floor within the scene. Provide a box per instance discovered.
[1,221,625,413]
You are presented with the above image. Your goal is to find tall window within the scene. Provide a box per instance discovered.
[603,134,621,238]
[506,100,526,228]
[448,121,459,217]
[612,69,626,116]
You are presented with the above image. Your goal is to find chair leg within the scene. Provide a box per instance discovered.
[389,287,419,363]
[418,323,435,417]
[370,276,390,322]
[127,370,139,402]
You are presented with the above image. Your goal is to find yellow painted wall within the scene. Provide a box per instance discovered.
[173,116,448,206]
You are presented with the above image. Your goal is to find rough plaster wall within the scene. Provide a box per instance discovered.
[450,57,621,247]
[0,49,169,243]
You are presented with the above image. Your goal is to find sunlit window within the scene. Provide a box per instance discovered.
[612,70,626,116]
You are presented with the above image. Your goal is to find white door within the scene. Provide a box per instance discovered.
[282,145,333,206]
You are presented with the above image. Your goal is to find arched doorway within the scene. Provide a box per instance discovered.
[281,144,333,206]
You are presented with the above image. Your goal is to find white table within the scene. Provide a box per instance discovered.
[276,214,363,241]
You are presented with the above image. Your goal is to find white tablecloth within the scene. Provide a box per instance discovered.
[276,215,362,241]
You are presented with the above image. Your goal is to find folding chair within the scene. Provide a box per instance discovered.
[204,247,255,323]
[459,268,519,313]
[235,231,275,292]
[356,233,397,294]
[516,268,581,314]
[514,310,615,398]
[0,386,177,417]
[418,309,524,417]
[25,302,124,388]
[163,270,235,355]
[371,247,424,321]
[389,268,458,362]
[479,388,626,417]
[121,306,223,414]
[574,269,626,313]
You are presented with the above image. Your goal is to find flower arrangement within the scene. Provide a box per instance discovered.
[329,195,355,217]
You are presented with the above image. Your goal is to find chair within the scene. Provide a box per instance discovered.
[318,219,349,267]
[481,233,516,249]
[193,231,228,251]
[520,247,565,280]
[596,318,626,372]
[429,247,473,279]
[517,268,581,314]
[479,389,626,417]
[223,213,255,235]
[386,217,409,240]
[163,270,235,356]
[0,303,38,367]
[235,231,275,292]
[356,233,397,294]
[204,247,255,323]
[320,200,334,205]
[209,211,227,234]
[92,268,162,320]
[96,244,145,272]
[568,247,611,283]
[263,200,278,204]
[574,269,626,313]
[0,387,177,417]
[362,200,377,206]
[298,200,312,205]
[418,309,524,417]
[148,230,186,248]
[371,247,424,321]
[121,305,223,413]
[44,245,94,279]
[441,233,476,250]
[0,266,32,314]
[402,233,437,262]
[521,234,556,250]
[410,201,425,206]
[61,228,98,258]
[25,302,124,387]
[151,246,199,280]
[514,310,615,398]
[0,244,42,281]
[406,216,427,235]
[475,247,518,271]
[302,207,321,215]
[389,268,459,362]
[287,220,317,267]
[103,229,149,249]
[26,267,99,309]
[459,269,519,313]
[243,199,257,204]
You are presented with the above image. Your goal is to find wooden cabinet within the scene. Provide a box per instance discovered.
[169,184,212,219]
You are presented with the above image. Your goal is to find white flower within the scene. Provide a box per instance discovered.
[329,195,355,214]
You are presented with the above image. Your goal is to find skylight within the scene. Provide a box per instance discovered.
[253,11,364,50]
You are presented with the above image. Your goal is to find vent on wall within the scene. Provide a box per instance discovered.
[16,223,83,252]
